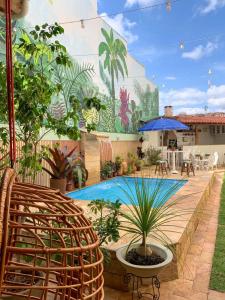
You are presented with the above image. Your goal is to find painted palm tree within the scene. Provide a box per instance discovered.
[99,28,128,123]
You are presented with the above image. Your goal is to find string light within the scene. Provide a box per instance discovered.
[208,68,212,75]
[179,41,184,49]
[80,19,85,28]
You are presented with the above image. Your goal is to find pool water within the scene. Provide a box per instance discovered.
[67,177,187,206]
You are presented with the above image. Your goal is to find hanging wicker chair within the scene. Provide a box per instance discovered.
[0,168,104,300]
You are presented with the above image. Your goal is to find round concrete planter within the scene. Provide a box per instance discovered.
[116,243,173,278]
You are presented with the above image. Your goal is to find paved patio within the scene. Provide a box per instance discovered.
[104,171,225,300]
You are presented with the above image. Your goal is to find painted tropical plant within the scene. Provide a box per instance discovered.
[119,88,131,132]
[134,80,159,121]
[99,28,128,124]
[131,100,142,133]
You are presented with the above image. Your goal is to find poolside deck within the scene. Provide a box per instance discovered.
[104,171,225,300]
[75,168,219,291]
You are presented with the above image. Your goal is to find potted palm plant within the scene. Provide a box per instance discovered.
[116,177,184,278]
[42,146,76,193]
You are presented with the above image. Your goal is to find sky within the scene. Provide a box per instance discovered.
[97,0,225,115]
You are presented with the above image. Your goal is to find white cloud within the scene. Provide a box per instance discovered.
[207,85,225,109]
[101,13,138,44]
[182,42,218,60]
[160,88,206,108]
[165,76,176,81]
[175,107,206,115]
[199,0,225,14]
[160,84,225,114]
[125,0,158,8]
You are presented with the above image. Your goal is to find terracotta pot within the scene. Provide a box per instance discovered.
[50,178,67,194]
[121,161,128,175]
[66,182,74,192]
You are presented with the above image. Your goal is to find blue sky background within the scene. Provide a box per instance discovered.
[98,0,225,115]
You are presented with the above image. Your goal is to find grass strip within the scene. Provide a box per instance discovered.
[210,174,225,292]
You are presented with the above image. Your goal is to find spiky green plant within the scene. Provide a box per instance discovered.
[119,177,189,257]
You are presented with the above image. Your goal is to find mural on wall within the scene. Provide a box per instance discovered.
[0,2,159,135]
[98,27,159,134]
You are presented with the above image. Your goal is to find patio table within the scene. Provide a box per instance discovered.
[164,150,184,174]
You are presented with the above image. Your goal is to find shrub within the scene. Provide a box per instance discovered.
[145,147,161,166]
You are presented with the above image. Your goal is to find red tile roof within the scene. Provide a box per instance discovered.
[176,115,225,125]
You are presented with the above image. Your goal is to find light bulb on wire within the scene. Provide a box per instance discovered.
[208,69,212,75]
[80,19,85,29]
[179,41,184,50]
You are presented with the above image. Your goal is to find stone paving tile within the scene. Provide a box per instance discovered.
[104,173,225,300]
[208,290,225,300]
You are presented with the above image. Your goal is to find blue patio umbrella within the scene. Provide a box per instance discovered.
[139,117,189,150]
[138,117,189,132]
[139,117,190,173]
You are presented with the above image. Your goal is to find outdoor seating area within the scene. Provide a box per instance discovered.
[155,150,219,176]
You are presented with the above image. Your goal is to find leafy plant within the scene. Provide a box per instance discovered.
[99,28,128,125]
[68,155,88,188]
[135,159,143,170]
[115,156,123,173]
[88,199,121,246]
[42,146,76,179]
[0,22,105,182]
[119,177,187,257]
[145,147,161,166]
[127,152,137,173]
[101,161,113,179]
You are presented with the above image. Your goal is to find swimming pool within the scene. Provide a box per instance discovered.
[67,177,187,206]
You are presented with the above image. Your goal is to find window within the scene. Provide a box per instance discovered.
[217,126,220,134]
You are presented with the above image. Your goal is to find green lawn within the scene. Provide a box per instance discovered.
[210,174,225,292]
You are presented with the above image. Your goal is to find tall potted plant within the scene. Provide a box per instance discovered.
[116,178,185,278]
[42,147,76,193]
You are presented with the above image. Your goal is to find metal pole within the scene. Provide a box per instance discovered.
[5,0,16,168]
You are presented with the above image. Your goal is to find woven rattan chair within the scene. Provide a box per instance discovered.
[0,168,104,300]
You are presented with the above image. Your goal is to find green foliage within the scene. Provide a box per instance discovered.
[68,155,88,187]
[88,199,121,246]
[99,28,128,124]
[0,22,104,182]
[115,156,123,172]
[97,95,114,132]
[145,147,161,166]
[130,100,142,133]
[119,177,188,255]
[134,80,159,121]
[210,175,225,292]
[101,161,114,179]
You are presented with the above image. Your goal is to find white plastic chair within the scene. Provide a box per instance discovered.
[190,153,201,171]
[205,152,219,170]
